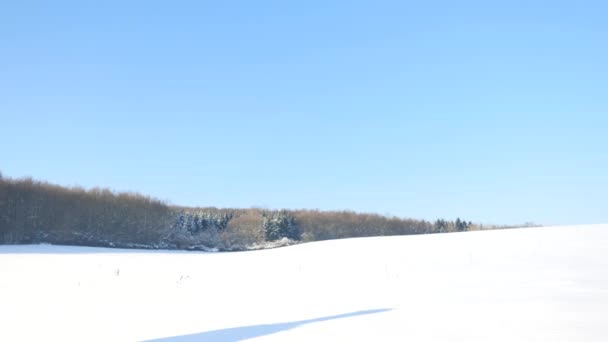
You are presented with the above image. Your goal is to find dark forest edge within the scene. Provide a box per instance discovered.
[0,173,539,251]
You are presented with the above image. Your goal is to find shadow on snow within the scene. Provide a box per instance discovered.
[0,244,208,255]
[146,308,393,342]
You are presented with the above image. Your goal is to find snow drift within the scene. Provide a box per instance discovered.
[1,224,607,341]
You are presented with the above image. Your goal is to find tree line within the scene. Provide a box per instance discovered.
[0,173,495,251]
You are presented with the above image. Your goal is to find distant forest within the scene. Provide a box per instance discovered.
[0,173,518,251]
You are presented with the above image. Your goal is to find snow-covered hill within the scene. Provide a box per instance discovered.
[1,225,607,341]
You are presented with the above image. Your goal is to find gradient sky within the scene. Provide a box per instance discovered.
[1,1,607,225]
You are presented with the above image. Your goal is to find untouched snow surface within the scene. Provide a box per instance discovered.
[1,224,607,341]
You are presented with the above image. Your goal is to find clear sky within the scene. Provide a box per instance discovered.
[1,1,607,226]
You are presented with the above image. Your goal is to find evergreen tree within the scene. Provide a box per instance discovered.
[456,218,466,232]
[434,219,448,233]
[263,210,300,241]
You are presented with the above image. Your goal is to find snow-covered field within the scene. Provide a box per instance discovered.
[1,225,607,341]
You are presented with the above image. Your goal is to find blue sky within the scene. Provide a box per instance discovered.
[1,1,607,225]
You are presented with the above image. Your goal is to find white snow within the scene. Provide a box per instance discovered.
[1,224,607,341]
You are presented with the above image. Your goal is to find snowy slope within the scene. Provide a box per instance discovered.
[1,225,607,341]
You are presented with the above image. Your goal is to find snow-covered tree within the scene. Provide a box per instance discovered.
[263,210,300,241]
